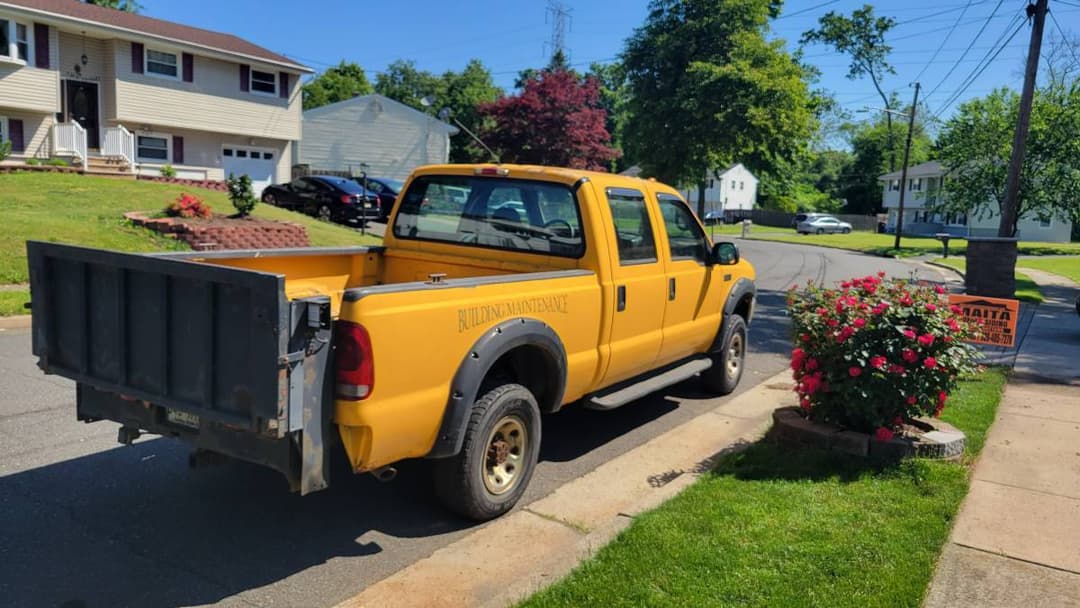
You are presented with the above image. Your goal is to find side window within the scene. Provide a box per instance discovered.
[606,188,657,265]
[657,195,709,264]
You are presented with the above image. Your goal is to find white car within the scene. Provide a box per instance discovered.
[797,216,853,235]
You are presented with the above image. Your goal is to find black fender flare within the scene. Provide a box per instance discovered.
[427,318,567,459]
[710,278,756,352]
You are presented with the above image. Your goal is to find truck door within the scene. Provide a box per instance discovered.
[599,187,668,385]
[654,193,725,363]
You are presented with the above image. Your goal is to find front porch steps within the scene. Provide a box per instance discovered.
[84,155,134,179]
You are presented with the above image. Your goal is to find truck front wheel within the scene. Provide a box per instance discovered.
[702,315,747,395]
[434,383,541,521]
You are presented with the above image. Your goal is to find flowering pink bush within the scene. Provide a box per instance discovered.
[787,273,979,437]
[166,192,212,219]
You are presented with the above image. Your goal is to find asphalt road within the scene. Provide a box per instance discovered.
[0,240,939,608]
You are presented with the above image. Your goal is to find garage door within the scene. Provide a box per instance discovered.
[223,147,277,197]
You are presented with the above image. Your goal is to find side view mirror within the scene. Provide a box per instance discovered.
[710,241,739,266]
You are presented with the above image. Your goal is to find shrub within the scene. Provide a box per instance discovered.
[787,273,980,437]
[165,192,212,219]
[159,164,177,178]
[46,158,69,167]
[26,157,40,166]
[226,173,258,217]
[0,140,10,162]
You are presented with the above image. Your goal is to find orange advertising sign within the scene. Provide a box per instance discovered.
[948,294,1020,348]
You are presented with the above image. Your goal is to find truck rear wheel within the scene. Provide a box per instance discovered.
[702,315,746,395]
[434,383,541,521]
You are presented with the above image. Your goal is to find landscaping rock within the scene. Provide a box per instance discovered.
[770,407,965,461]
[830,430,869,457]
[125,211,309,250]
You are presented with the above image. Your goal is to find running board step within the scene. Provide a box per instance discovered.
[586,357,713,411]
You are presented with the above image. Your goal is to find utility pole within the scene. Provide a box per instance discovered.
[893,81,920,250]
[999,0,1048,237]
[545,1,572,61]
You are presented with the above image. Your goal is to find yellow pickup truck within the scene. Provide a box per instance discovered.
[27,164,755,520]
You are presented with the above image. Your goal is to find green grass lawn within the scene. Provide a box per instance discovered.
[1015,256,1080,284]
[0,289,31,316]
[748,231,1080,259]
[932,257,1044,303]
[0,172,381,286]
[520,369,1008,608]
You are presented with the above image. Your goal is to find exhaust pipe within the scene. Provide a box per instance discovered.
[372,466,397,482]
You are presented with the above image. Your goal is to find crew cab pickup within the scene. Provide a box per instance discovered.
[27,164,755,521]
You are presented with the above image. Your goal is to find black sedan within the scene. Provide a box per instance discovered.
[351,177,404,222]
[261,176,380,224]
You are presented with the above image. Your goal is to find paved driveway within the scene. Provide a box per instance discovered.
[0,240,926,608]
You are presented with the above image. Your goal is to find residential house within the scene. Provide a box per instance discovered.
[681,163,758,216]
[0,0,311,195]
[298,94,458,181]
[879,161,1072,243]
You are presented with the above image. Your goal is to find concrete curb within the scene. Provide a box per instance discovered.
[335,370,794,608]
[924,259,966,281]
[0,315,32,330]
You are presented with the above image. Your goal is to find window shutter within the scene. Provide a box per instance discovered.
[34,24,49,69]
[9,119,25,153]
[173,136,184,164]
[131,42,144,74]
[182,52,194,82]
[240,64,250,92]
[279,72,288,99]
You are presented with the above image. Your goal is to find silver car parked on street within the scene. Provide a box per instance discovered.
[797,216,853,235]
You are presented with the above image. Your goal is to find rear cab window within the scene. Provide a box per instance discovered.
[605,187,657,265]
[392,175,585,258]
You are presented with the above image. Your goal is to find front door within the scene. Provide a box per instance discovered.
[598,186,668,386]
[64,80,100,149]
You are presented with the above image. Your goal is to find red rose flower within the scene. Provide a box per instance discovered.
[854,318,867,328]
[903,329,916,339]
[805,358,819,371]
[800,333,811,343]
[906,395,918,405]
[877,271,886,278]
[888,363,906,374]
[849,366,863,378]
[926,303,938,312]
[934,284,946,295]
[950,304,963,314]
[870,355,887,369]
[837,326,855,342]
[900,295,914,306]
[918,333,935,347]
[874,427,895,442]
[923,356,937,369]
[938,391,947,406]
[902,349,918,363]
[827,318,839,328]
[800,397,812,411]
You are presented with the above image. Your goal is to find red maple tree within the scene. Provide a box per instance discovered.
[479,68,619,171]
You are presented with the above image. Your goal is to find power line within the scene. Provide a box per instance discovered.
[923,0,1008,102]
[934,15,1027,117]
[775,0,841,20]
[913,1,977,81]
[1048,9,1080,68]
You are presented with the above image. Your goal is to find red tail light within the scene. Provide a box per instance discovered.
[340,194,353,204]
[335,321,374,400]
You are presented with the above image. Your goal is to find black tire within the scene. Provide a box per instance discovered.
[433,383,541,521]
[316,204,333,222]
[263,193,277,206]
[842,227,851,234]
[702,315,747,395]
[816,228,824,235]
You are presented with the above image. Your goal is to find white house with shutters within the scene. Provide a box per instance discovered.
[681,163,758,215]
[298,94,459,181]
[0,0,311,194]
[879,161,1073,243]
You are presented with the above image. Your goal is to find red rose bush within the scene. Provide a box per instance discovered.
[166,192,212,219]
[787,273,979,437]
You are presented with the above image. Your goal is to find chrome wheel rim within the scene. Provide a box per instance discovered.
[483,415,527,496]
[265,194,275,205]
[317,206,331,222]
[727,333,744,379]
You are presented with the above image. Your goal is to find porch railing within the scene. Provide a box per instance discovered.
[102,125,135,170]
[52,123,88,171]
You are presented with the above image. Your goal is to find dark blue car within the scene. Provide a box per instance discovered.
[262,176,380,225]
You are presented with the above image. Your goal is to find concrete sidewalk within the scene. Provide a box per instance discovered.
[924,270,1080,607]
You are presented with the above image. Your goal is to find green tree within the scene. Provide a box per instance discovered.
[302,61,374,110]
[841,107,933,214]
[85,0,140,12]
[622,0,816,217]
[936,86,1080,233]
[587,62,632,172]
[374,60,444,112]
[441,60,502,163]
[801,5,898,171]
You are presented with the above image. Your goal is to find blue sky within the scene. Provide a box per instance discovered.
[141,0,1078,127]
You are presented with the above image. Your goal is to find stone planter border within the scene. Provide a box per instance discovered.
[124,211,309,251]
[767,407,965,461]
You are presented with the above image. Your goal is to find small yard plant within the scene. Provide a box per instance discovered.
[165,192,212,219]
[787,274,980,437]
[0,140,10,162]
[159,164,177,178]
[226,173,258,217]
[25,157,40,166]
[45,158,69,167]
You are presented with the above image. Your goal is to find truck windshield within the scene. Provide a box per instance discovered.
[392,175,585,258]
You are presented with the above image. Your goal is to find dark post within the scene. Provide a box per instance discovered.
[358,162,369,237]
[893,82,920,251]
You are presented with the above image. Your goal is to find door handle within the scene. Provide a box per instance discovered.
[668,278,676,301]
[617,285,626,312]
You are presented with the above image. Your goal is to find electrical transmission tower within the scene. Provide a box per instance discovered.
[544,1,572,61]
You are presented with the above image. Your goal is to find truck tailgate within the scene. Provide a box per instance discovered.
[27,241,290,432]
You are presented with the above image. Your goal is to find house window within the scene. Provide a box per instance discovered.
[146,49,178,78]
[0,18,33,64]
[888,180,899,192]
[262,152,273,160]
[1039,217,1052,228]
[136,133,170,162]
[739,181,744,190]
[223,148,234,156]
[909,178,923,192]
[236,150,248,158]
[731,180,736,189]
[250,69,276,95]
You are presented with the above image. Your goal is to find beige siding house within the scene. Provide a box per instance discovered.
[880,161,1073,244]
[0,0,310,194]
[298,94,458,181]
